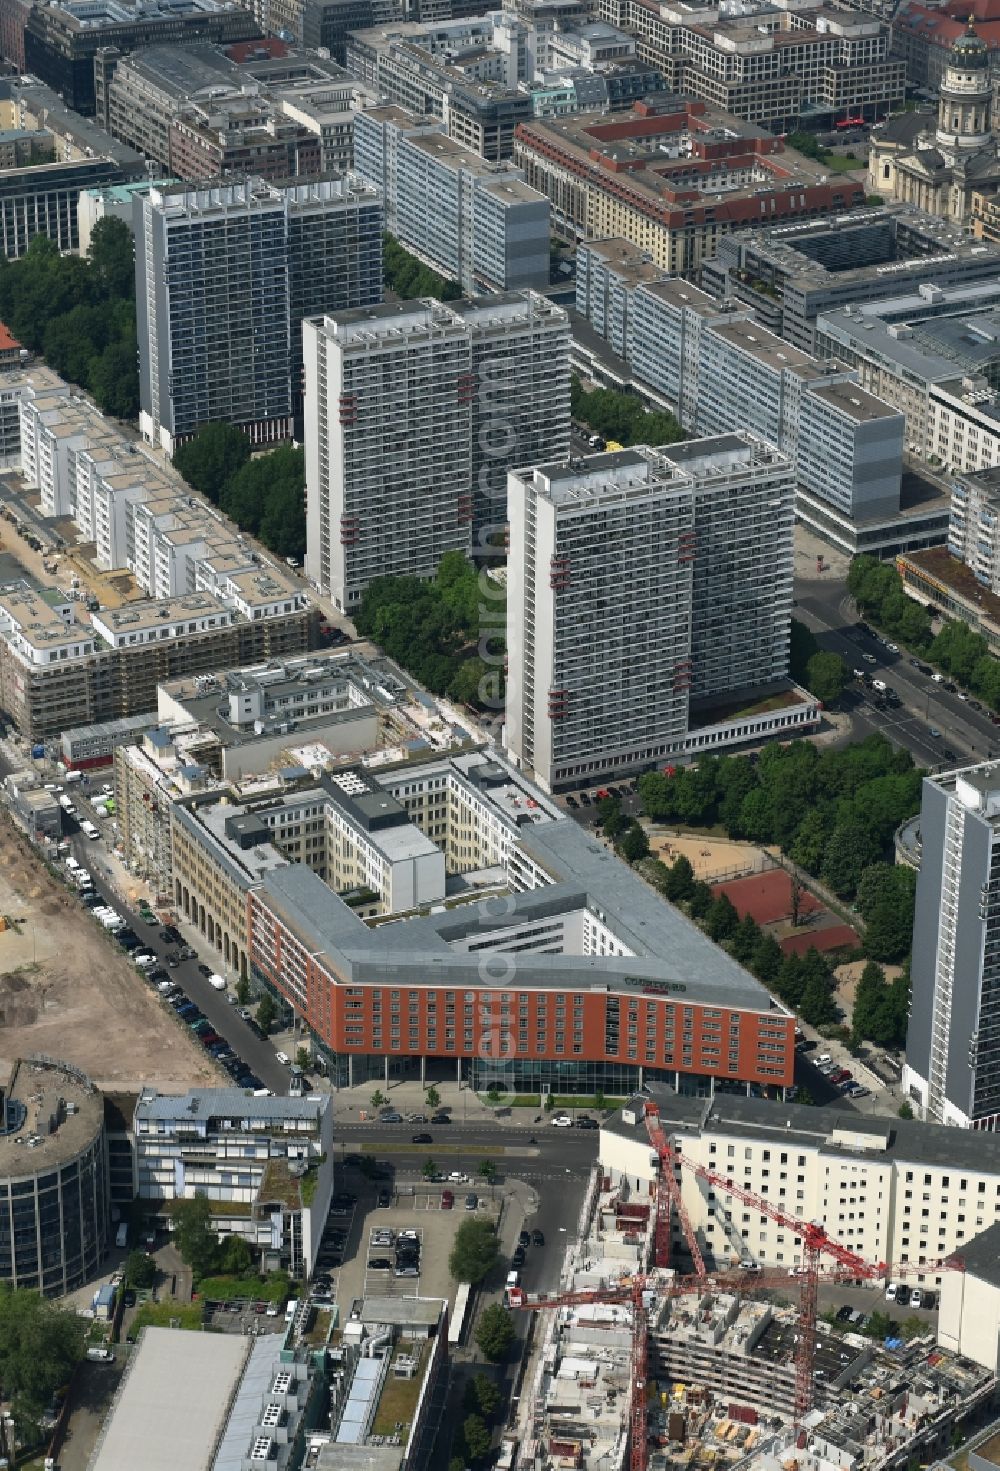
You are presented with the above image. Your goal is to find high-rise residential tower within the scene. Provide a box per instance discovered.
[136,175,383,455]
[504,435,796,791]
[905,761,1000,1129]
[303,293,569,607]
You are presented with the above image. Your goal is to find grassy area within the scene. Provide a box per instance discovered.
[129,1300,204,1334]
[302,1307,335,1347]
[372,1347,427,1436]
[196,1273,289,1304]
[823,152,865,172]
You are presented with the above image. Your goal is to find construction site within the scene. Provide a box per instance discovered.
[508,1102,1000,1471]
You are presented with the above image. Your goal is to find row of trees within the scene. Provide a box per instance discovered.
[848,555,1000,710]
[638,848,842,1026]
[384,232,462,301]
[851,958,910,1049]
[0,220,139,419]
[172,422,306,563]
[450,1371,506,1469]
[570,375,685,447]
[354,550,502,705]
[636,734,922,905]
[600,783,913,1037]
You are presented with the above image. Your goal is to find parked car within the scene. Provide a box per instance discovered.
[431,1112,451,1124]
[379,1110,402,1123]
[518,1230,531,1248]
[511,1248,525,1268]
[576,1116,598,1129]
[464,1192,479,1210]
[532,1229,545,1246]
[197,963,213,977]
[441,1190,454,1209]
[368,1257,392,1270]
[551,1114,573,1128]
[377,1189,391,1208]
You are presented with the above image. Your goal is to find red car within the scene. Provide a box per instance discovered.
[441,1190,454,1210]
[829,1068,850,1085]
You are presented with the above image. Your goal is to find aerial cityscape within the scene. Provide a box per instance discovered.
[4,1,1000,1470]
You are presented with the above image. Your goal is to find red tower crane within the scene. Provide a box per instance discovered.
[644,1101,705,1275]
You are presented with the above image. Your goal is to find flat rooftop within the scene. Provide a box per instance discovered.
[90,1326,249,1471]
[603,1083,1000,1174]
[0,1057,104,1175]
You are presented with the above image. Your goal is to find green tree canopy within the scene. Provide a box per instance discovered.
[570,375,684,447]
[449,1218,499,1284]
[857,864,917,962]
[124,1248,156,1289]
[384,232,462,300]
[805,650,849,704]
[618,822,650,863]
[474,1303,516,1361]
[173,422,252,504]
[256,993,277,1034]
[664,854,695,902]
[0,219,138,420]
[170,1194,219,1279]
[462,1412,493,1462]
[0,1286,86,1430]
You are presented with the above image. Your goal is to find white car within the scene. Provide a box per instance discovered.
[208,973,227,991]
[551,1114,573,1128]
[275,1051,291,1066]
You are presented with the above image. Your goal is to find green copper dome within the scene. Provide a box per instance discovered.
[952,19,990,67]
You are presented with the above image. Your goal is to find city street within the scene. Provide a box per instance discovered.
[58,801,291,1094]
[796,582,998,768]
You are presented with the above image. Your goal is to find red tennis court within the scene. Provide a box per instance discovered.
[711,869,821,925]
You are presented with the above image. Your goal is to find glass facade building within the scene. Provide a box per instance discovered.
[0,1057,109,1296]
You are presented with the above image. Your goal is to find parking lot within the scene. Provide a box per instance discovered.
[311,1166,505,1317]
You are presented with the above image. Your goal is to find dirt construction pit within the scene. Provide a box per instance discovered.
[0,826,219,1089]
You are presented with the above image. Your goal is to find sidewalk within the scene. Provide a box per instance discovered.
[329,1077,559,1128]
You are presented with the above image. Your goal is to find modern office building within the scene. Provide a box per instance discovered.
[135,175,383,454]
[577,272,906,530]
[598,0,902,131]
[242,751,796,1096]
[0,1056,108,1297]
[948,468,1000,595]
[17,0,260,114]
[904,761,1000,1130]
[133,1087,334,1278]
[513,100,865,276]
[701,206,1000,357]
[600,1084,1000,1287]
[353,106,550,293]
[505,436,801,792]
[303,293,569,607]
[0,75,145,255]
[814,278,1000,467]
[345,13,531,160]
[94,41,364,180]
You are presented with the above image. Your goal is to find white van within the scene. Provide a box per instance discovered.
[115,1222,128,1248]
[80,819,99,839]
[910,1287,923,1308]
[284,1298,299,1324]
[885,1281,900,1301]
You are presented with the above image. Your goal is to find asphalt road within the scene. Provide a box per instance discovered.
[62,801,290,1094]
[796,583,1000,767]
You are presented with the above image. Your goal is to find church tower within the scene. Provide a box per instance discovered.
[937,20,992,151]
